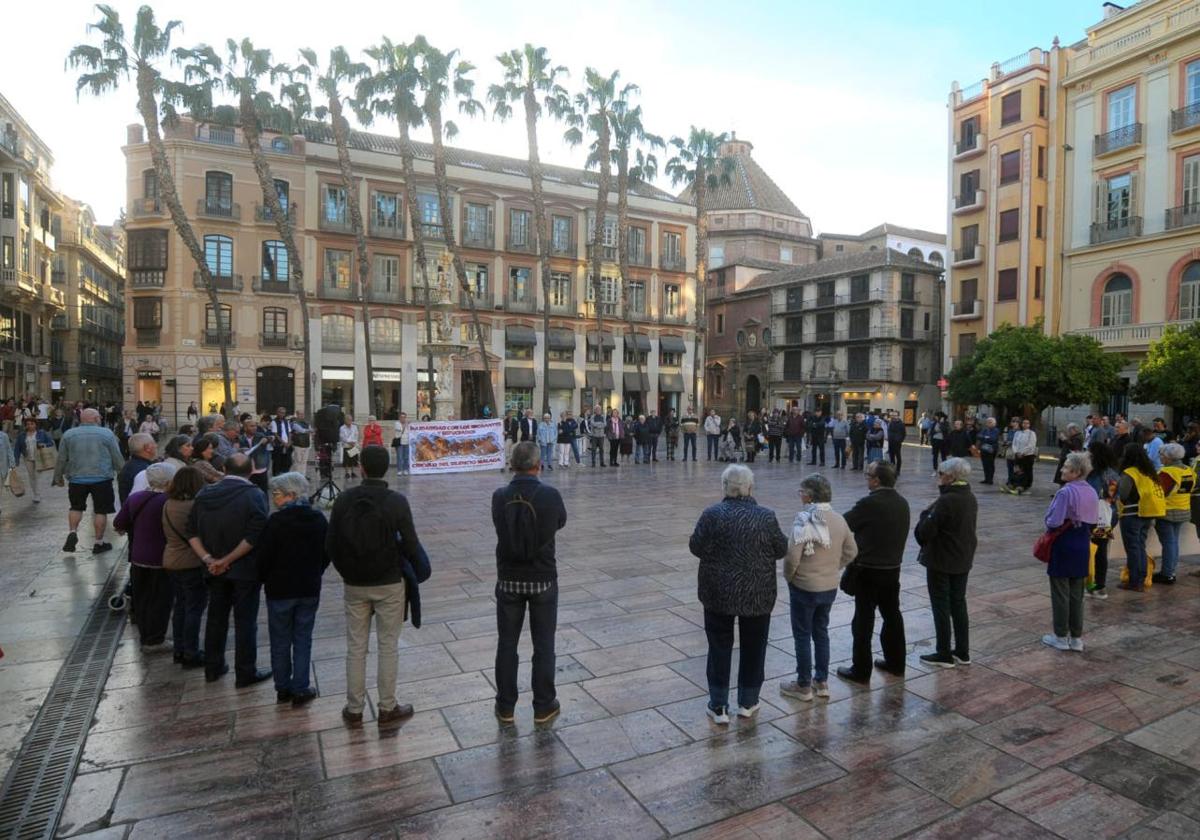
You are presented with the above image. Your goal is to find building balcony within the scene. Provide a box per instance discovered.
[1090,216,1142,245]
[369,219,406,240]
[368,284,404,304]
[202,329,236,347]
[41,284,65,309]
[80,360,122,380]
[462,225,494,249]
[660,310,688,325]
[505,233,534,254]
[586,243,618,263]
[1172,102,1200,134]
[129,197,165,219]
[80,320,123,342]
[846,365,893,383]
[0,268,37,300]
[583,301,620,320]
[627,307,654,323]
[951,245,982,268]
[130,270,165,289]
[34,224,56,252]
[1094,123,1142,156]
[953,133,986,161]
[193,272,244,292]
[260,332,290,349]
[953,189,986,215]
[550,237,575,258]
[51,314,67,330]
[195,125,238,146]
[322,335,353,352]
[254,204,296,225]
[776,331,805,348]
[318,213,353,234]
[547,300,574,316]
[135,328,160,347]
[252,276,297,295]
[196,199,241,221]
[659,253,686,272]
[319,282,357,301]
[420,222,445,240]
[627,249,651,268]
[1070,321,1179,351]
[371,338,403,353]
[456,290,490,308]
[505,296,537,313]
[1165,204,1200,231]
[951,298,982,320]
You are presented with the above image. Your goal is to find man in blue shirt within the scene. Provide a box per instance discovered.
[52,408,124,554]
[1144,426,1164,471]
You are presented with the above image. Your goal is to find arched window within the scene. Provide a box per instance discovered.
[1181,261,1200,321]
[204,171,233,214]
[1101,273,1133,326]
[261,240,288,281]
[907,247,923,259]
[928,251,944,267]
[370,316,402,349]
[321,314,354,350]
[204,234,233,276]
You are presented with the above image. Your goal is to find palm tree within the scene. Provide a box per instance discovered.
[488,45,570,416]
[68,5,235,414]
[412,36,495,417]
[565,69,631,412]
[298,47,376,412]
[357,37,439,418]
[666,128,734,414]
[609,97,662,416]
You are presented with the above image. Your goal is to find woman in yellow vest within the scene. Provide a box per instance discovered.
[1116,443,1165,592]
[1155,443,1196,585]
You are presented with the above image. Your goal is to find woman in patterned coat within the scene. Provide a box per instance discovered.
[689,464,789,725]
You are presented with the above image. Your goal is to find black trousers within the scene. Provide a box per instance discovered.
[169,566,208,658]
[767,436,782,462]
[980,452,996,483]
[131,565,173,645]
[271,448,292,475]
[888,440,903,474]
[703,610,770,709]
[926,569,969,658]
[851,442,865,470]
[608,439,620,466]
[851,566,906,675]
[809,436,826,465]
[832,439,846,468]
[495,582,558,713]
[205,577,262,680]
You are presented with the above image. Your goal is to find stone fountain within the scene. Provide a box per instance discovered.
[417,253,466,420]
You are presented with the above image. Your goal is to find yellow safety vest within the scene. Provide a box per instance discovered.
[1119,467,1166,518]
[1161,465,1197,514]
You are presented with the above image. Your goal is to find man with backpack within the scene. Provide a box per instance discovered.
[326,445,426,729]
[491,441,568,725]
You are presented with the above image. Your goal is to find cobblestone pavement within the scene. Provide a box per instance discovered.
[5,447,1200,838]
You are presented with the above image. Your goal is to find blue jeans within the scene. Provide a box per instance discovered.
[1156,518,1184,578]
[396,443,410,473]
[495,582,558,714]
[703,610,770,709]
[169,567,208,658]
[683,433,697,460]
[539,442,555,468]
[787,436,802,462]
[1120,516,1152,584]
[570,438,581,463]
[707,434,720,460]
[267,596,319,693]
[788,584,837,684]
[640,443,652,463]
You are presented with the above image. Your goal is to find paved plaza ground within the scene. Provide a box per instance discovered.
[4,447,1200,838]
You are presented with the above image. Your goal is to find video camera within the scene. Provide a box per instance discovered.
[314,404,345,447]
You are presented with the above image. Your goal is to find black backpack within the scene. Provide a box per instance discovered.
[504,488,542,564]
[337,493,398,579]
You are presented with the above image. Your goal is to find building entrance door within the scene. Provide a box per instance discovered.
[461,370,488,419]
[744,375,761,414]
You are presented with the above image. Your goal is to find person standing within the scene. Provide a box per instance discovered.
[929,412,949,473]
[1053,424,1084,485]
[807,409,827,466]
[502,409,519,471]
[1041,451,1096,652]
[327,445,425,728]
[865,417,885,464]
[743,411,763,463]
[829,412,849,470]
[837,461,910,683]
[887,412,907,475]
[338,414,360,481]
[1004,419,1038,495]
[52,408,124,554]
[977,417,1000,485]
[519,408,538,444]
[689,464,788,723]
[919,411,933,446]
[664,409,680,461]
[785,407,806,464]
[391,411,411,476]
[1084,440,1119,600]
[586,405,606,467]
[1143,425,1165,471]
[679,407,699,462]
[849,413,867,471]
[240,417,273,494]
[0,431,14,517]
[117,432,156,505]
[606,409,623,467]
[289,410,312,474]
[704,409,722,461]
[162,466,211,668]
[566,410,582,465]
[491,442,568,724]
[186,401,199,422]
[537,412,557,470]
[646,411,663,462]
[946,419,972,459]
[765,409,786,464]
[114,463,177,648]
[1153,443,1194,585]
[361,415,384,450]
[914,458,978,668]
[268,407,293,476]
[14,417,53,504]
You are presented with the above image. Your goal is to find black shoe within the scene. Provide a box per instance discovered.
[180,652,206,669]
[919,653,956,669]
[291,689,319,707]
[495,704,515,724]
[835,666,870,684]
[235,669,273,688]
[92,542,113,555]
[276,690,293,704]
[1151,573,1177,585]
[63,532,78,552]
[874,658,904,677]
[534,700,561,724]
[173,651,185,664]
[205,664,230,682]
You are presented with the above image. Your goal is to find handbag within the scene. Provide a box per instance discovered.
[5,468,25,497]
[35,446,56,471]
[839,563,861,596]
[1033,521,1072,563]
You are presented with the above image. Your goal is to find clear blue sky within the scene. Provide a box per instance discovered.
[2,0,1104,235]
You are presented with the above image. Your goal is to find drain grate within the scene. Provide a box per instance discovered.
[0,565,126,840]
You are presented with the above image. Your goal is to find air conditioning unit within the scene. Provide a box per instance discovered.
[288,335,305,350]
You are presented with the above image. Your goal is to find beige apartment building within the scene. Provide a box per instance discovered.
[122,117,698,423]
[0,93,66,399]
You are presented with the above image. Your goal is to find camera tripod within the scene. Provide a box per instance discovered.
[310,443,341,506]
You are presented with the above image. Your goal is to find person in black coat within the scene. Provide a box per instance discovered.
[518,408,538,442]
[915,458,979,669]
[946,419,973,459]
[807,410,827,466]
[646,411,663,462]
[743,411,763,463]
[848,414,868,471]
[886,413,907,475]
[257,471,329,705]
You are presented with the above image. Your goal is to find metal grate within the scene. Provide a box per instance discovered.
[0,567,126,840]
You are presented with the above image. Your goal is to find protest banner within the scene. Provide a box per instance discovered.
[408,419,504,474]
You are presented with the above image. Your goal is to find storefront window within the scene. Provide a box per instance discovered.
[201,371,235,415]
[504,388,533,413]
[374,370,401,420]
[321,368,354,416]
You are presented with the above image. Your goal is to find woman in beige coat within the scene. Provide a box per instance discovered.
[780,474,858,701]
[162,466,210,668]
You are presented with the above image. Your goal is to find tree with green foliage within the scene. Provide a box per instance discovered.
[947,323,1122,418]
[1133,321,1200,415]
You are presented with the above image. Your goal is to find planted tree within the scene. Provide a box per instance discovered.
[1133,321,1200,418]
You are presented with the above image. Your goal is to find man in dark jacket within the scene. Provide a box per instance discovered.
[519,408,538,442]
[186,453,271,687]
[837,460,910,682]
[848,414,868,471]
[785,408,806,463]
[807,409,827,466]
[915,458,978,668]
[327,445,425,728]
[646,411,663,462]
[946,419,973,459]
[491,441,568,725]
[887,412,907,475]
[117,432,156,504]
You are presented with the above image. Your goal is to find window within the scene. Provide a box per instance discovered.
[999,208,1020,242]
[818,280,836,305]
[142,170,158,202]
[551,215,573,253]
[847,346,870,379]
[708,244,724,268]
[1001,91,1021,126]
[816,312,834,340]
[204,234,233,276]
[736,329,746,347]
[712,371,723,398]
[261,240,288,282]
[1104,173,1133,223]
[900,273,916,301]
[627,280,646,314]
[0,173,12,218]
[1034,266,1043,300]
[907,247,923,259]
[627,227,646,263]
[375,255,400,292]
[997,268,1018,301]
[1183,154,1200,209]
[715,312,725,334]
[509,267,531,301]
[462,322,488,343]
[370,317,401,348]
[762,328,771,346]
[624,347,648,366]
[783,350,803,380]
[1038,85,1047,118]
[506,342,533,361]
[848,309,870,339]
[550,271,571,307]
[958,332,976,358]
[1037,146,1046,178]
[325,248,352,289]
[900,308,914,339]
[1180,262,1200,320]
[660,350,681,367]
[372,190,399,231]
[1,236,12,269]
[548,347,573,363]
[465,263,488,300]
[129,230,167,269]
[586,344,613,364]
[902,348,916,382]
[1189,60,1200,106]
[263,307,287,336]
[785,316,802,344]
[663,283,680,317]
[586,275,618,313]
[133,298,162,329]
[322,314,354,345]
[850,275,870,302]
[418,193,441,229]
[465,203,493,244]
[1101,274,1133,326]
[779,246,792,262]
[1000,150,1020,185]
[509,208,531,247]
[960,115,980,146]
[1108,84,1135,130]
[924,312,932,330]
[205,303,232,333]
[1036,206,1044,239]
[835,244,844,253]
[961,277,978,304]
[273,179,289,212]
[204,171,232,213]
[323,184,346,224]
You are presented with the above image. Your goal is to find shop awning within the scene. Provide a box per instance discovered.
[505,325,537,346]
[586,331,616,349]
[658,334,687,353]
[623,371,651,392]
[585,371,614,390]
[505,367,536,388]
[547,329,576,351]
[623,332,651,352]
[659,373,685,392]
[546,369,577,390]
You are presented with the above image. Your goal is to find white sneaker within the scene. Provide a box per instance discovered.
[1068,637,1085,652]
[1041,634,1070,651]
[736,703,760,719]
[706,705,730,725]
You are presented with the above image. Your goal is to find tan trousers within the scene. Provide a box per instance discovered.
[344,581,406,714]
[23,456,39,501]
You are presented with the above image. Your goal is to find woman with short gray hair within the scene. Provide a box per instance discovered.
[113,462,178,649]
[1155,443,1195,585]
[781,474,857,702]
[690,464,788,724]
[1041,450,1096,651]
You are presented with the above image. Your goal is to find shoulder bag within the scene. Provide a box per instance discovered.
[36,446,57,472]
[1033,520,1072,563]
[839,562,861,596]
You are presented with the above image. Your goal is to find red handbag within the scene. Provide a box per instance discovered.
[1034,521,1072,563]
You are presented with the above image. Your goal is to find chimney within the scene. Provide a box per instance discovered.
[1102,2,1124,20]
[126,124,144,144]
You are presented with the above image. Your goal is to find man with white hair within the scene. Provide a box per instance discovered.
[52,407,125,554]
[118,432,157,504]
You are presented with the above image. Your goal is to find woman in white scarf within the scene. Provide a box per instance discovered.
[780,474,858,702]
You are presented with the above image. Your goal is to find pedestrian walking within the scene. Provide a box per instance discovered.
[1041,451,1096,652]
[52,408,124,554]
[13,417,53,504]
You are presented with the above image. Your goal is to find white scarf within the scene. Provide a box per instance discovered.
[792,502,832,556]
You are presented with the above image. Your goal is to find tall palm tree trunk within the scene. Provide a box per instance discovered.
[523,86,552,417]
[692,173,708,415]
[397,123,438,419]
[589,121,612,412]
[328,98,375,416]
[135,62,233,415]
[239,94,310,418]
[428,108,495,418]
[615,154,646,415]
